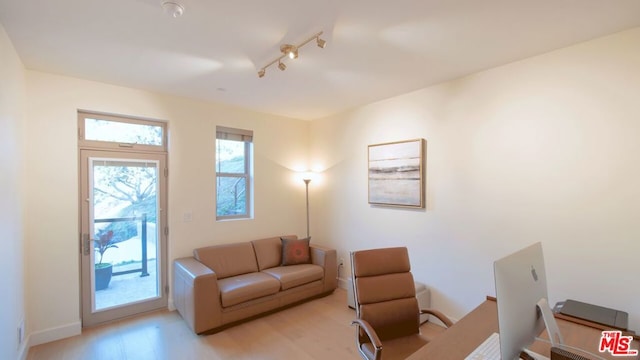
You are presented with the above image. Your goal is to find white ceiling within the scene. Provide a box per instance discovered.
[1,0,639,120]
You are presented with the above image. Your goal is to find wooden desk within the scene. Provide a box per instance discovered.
[408,298,639,360]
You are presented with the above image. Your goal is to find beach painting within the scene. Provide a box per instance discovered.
[368,139,424,208]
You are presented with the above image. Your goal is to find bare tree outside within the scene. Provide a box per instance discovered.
[80,113,167,314]
[87,118,162,242]
[216,138,249,217]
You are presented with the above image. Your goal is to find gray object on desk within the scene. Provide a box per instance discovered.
[558,299,628,331]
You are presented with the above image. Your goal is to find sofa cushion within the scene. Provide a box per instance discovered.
[252,235,297,270]
[281,237,311,265]
[194,242,258,279]
[262,264,324,290]
[217,272,281,308]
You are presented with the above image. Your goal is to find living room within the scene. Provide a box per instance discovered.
[2,2,639,359]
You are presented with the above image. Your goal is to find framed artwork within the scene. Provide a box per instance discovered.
[368,138,424,208]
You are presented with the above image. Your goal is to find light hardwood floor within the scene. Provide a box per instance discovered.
[27,288,445,360]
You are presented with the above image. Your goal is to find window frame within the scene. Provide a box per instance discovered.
[215,127,253,221]
[78,111,167,152]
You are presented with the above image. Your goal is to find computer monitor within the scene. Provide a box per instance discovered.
[494,242,562,360]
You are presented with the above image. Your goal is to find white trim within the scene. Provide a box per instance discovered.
[28,321,82,347]
[18,339,28,360]
[337,276,349,290]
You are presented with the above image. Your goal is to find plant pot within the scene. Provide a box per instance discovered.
[95,263,113,291]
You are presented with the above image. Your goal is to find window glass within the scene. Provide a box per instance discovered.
[85,118,163,146]
[215,139,245,174]
[216,127,253,220]
[216,176,247,216]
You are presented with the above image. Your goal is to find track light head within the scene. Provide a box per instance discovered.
[280,44,298,59]
[258,68,265,78]
[316,37,326,48]
[278,61,286,71]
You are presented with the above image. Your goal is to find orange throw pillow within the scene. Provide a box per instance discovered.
[281,237,311,265]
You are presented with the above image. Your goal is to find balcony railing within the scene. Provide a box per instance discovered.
[94,214,149,277]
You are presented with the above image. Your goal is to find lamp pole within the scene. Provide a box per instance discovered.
[304,178,311,238]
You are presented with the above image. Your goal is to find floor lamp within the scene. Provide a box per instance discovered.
[303,177,311,238]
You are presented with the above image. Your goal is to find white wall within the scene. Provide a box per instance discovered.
[14,22,640,349]
[311,28,640,330]
[24,71,311,344]
[0,23,27,360]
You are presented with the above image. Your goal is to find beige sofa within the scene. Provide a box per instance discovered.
[173,235,338,334]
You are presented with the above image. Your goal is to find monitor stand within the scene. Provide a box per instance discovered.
[532,299,594,360]
[537,298,564,346]
[520,298,564,360]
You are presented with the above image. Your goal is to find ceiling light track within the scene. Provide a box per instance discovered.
[258,31,326,78]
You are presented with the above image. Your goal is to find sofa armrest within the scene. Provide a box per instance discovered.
[310,244,338,293]
[173,257,221,334]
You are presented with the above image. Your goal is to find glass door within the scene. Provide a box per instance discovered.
[80,150,167,327]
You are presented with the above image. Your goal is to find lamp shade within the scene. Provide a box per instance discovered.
[302,171,314,182]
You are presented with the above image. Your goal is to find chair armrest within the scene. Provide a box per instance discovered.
[420,308,454,328]
[173,257,221,334]
[310,244,338,292]
[351,318,382,360]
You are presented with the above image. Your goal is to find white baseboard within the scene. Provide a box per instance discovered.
[28,321,82,347]
[337,276,349,290]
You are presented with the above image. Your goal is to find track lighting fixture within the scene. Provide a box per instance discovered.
[280,44,298,59]
[257,31,327,78]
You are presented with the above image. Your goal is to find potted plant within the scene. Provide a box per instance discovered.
[94,230,117,290]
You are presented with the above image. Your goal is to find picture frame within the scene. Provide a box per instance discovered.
[368,138,424,208]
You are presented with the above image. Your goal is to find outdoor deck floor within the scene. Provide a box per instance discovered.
[95,260,159,310]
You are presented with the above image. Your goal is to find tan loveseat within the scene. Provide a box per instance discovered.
[173,235,338,334]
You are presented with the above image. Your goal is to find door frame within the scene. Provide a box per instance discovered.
[79,149,168,327]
